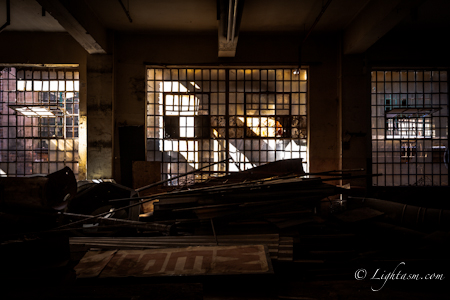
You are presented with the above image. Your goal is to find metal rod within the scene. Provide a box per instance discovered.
[56,199,154,229]
[118,0,133,23]
[57,159,231,229]
[136,157,231,192]
[211,218,219,246]
[299,0,332,67]
[319,173,382,182]
[303,168,365,176]
[57,174,284,229]
[59,167,371,230]
[61,212,172,232]
[302,0,333,44]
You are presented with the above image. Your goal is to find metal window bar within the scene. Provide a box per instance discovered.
[371,69,448,186]
[0,66,79,177]
[146,67,308,186]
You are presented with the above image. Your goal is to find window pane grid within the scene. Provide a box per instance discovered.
[371,69,448,186]
[0,67,79,176]
[147,67,308,186]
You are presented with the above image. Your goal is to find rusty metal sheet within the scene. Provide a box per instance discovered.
[75,245,273,278]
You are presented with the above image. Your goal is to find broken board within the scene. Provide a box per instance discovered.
[75,245,273,278]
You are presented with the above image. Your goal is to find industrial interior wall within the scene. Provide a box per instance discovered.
[113,32,341,185]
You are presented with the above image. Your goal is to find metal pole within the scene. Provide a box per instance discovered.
[136,157,231,192]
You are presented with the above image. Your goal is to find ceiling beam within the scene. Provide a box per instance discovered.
[35,0,107,54]
[343,0,426,54]
[218,0,244,57]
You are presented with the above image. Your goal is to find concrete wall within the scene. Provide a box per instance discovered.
[86,54,114,179]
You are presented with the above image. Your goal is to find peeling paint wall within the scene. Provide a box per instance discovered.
[87,54,114,179]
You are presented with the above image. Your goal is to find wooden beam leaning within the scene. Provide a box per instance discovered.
[343,0,426,54]
[35,0,107,54]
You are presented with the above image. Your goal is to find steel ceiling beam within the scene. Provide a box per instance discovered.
[35,0,107,54]
[343,0,427,54]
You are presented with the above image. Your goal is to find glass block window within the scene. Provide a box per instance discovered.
[0,67,80,176]
[371,70,449,186]
[147,67,308,186]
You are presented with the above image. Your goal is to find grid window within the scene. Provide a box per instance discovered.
[0,67,80,176]
[147,67,308,185]
[371,70,448,186]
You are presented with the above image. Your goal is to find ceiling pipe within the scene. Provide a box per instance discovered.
[0,0,11,33]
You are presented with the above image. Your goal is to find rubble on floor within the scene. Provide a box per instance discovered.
[1,164,449,299]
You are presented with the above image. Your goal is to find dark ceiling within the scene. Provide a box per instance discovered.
[2,0,372,33]
[1,0,449,56]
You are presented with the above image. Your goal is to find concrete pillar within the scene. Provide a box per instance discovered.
[341,54,370,187]
[86,54,114,179]
[308,46,340,175]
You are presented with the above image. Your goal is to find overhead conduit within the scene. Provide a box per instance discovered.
[227,0,238,43]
